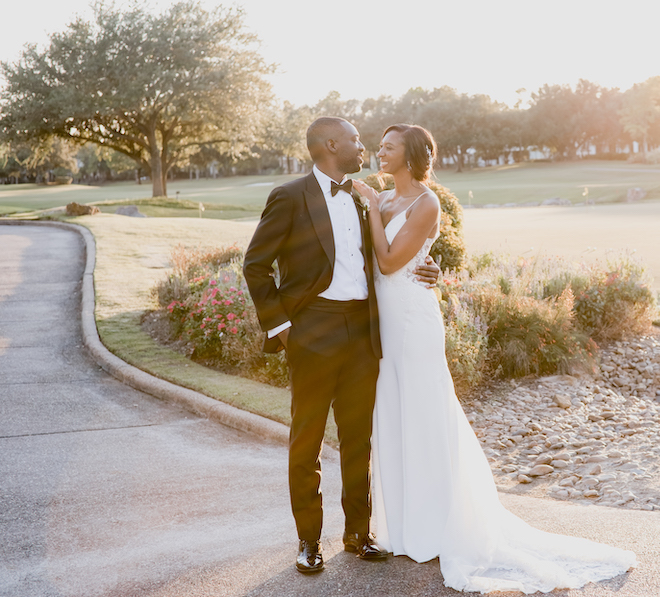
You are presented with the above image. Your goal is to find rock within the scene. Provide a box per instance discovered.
[541,197,572,206]
[584,463,602,476]
[583,489,600,498]
[66,202,100,216]
[534,454,553,466]
[559,476,579,487]
[598,473,617,482]
[626,187,646,202]
[115,205,146,217]
[529,464,554,477]
[585,455,608,463]
[552,393,572,409]
[551,460,570,469]
[517,474,532,484]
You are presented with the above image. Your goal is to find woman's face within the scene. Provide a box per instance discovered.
[377,130,406,175]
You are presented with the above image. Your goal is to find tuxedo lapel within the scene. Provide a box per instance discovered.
[303,173,335,267]
[352,190,371,271]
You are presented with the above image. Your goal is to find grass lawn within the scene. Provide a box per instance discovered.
[3,161,660,217]
[0,174,301,217]
[435,161,660,206]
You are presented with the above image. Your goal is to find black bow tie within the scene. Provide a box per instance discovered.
[330,179,353,196]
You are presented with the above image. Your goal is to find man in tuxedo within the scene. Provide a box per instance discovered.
[243,117,439,573]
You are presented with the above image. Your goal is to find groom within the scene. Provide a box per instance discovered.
[243,117,438,573]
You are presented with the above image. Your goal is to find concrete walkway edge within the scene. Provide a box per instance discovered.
[0,219,290,445]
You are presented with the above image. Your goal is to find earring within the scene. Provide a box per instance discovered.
[407,161,412,171]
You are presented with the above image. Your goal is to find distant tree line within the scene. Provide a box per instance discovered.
[1,1,659,195]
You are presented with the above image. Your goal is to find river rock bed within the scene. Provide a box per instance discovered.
[465,333,660,511]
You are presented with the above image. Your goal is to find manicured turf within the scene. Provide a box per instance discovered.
[3,161,660,216]
[436,161,660,206]
[0,174,301,217]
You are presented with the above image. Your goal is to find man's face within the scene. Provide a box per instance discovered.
[335,122,365,175]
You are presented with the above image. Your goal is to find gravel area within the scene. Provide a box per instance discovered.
[466,332,660,511]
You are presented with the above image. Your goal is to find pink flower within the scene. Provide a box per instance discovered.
[167,301,177,311]
[229,286,237,292]
[237,290,243,295]
[200,323,206,329]
[227,313,235,321]
[230,327,238,334]
[218,323,226,330]
[224,300,232,306]
[210,279,217,286]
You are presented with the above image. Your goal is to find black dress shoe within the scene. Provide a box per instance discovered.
[343,532,389,560]
[296,539,324,573]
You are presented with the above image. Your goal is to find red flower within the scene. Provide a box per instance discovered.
[230,327,238,334]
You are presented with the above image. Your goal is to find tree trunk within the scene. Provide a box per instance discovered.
[643,132,648,158]
[455,148,463,173]
[150,149,165,197]
[148,126,165,197]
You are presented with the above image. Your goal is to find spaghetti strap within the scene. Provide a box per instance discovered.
[406,192,425,211]
[383,190,430,229]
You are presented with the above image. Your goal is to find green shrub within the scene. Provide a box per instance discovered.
[476,286,597,378]
[440,252,655,380]
[440,289,489,392]
[154,244,243,307]
[158,248,289,387]
[542,258,656,341]
[361,173,466,270]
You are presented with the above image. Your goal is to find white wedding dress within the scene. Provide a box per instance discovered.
[371,207,637,594]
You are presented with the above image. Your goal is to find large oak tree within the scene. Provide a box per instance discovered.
[0,1,273,196]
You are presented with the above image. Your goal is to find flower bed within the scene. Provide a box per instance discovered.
[152,246,657,395]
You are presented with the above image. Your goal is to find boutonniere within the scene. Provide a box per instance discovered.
[353,193,370,218]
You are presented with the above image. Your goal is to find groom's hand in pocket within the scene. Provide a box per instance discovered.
[414,255,441,288]
[277,327,290,350]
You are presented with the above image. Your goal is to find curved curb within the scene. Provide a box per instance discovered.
[0,219,290,445]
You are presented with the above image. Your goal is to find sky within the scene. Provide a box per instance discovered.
[2,0,660,108]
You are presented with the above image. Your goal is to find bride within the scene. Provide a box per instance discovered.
[352,124,636,594]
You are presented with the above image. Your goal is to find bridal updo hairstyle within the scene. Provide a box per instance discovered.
[383,124,437,183]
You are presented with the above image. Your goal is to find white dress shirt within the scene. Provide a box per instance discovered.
[267,165,369,338]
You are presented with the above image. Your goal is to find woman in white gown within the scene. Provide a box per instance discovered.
[352,124,636,594]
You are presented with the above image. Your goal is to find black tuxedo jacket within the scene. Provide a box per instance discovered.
[243,172,381,357]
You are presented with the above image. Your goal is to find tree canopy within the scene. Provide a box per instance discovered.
[0,1,273,196]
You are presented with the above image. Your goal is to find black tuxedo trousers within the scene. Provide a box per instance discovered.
[287,297,379,541]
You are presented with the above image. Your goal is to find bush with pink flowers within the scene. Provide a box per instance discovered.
[155,248,288,387]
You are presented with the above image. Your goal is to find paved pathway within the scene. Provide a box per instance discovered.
[0,224,657,597]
